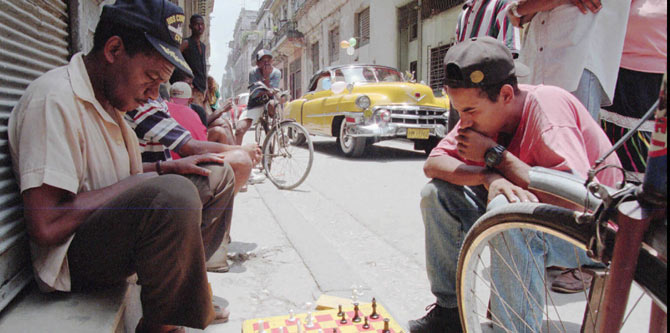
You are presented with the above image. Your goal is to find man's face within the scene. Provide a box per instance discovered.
[257,56,273,76]
[106,49,175,112]
[190,17,205,36]
[446,86,507,138]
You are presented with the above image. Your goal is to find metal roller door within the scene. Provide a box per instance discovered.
[0,0,70,311]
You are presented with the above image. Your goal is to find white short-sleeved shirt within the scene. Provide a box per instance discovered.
[8,52,143,291]
[519,1,631,105]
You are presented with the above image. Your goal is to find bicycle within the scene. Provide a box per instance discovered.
[456,93,667,332]
[250,83,314,190]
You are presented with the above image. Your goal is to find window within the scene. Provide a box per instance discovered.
[329,27,340,64]
[354,8,370,47]
[290,58,302,99]
[429,44,452,90]
[311,42,320,74]
[398,3,419,42]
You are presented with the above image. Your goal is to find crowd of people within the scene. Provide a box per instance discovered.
[5,0,665,332]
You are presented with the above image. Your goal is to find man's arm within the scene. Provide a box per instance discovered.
[178,139,261,165]
[179,39,189,53]
[22,173,157,246]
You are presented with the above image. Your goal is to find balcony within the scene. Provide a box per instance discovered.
[271,20,304,52]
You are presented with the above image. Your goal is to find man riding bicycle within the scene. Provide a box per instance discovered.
[235,49,282,145]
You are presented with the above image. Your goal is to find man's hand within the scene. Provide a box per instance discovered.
[486,174,539,203]
[569,0,601,13]
[455,128,497,163]
[241,143,262,165]
[163,153,226,177]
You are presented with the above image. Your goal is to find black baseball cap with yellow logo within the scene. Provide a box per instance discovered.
[443,36,528,88]
[100,0,193,77]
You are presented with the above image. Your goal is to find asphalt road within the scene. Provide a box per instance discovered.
[193,133,652,333]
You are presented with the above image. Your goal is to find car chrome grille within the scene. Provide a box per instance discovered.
[388,108,447,126]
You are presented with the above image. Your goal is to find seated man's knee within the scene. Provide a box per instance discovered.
[207,162,236,192]
[146,175,202,231]
[226,149,252,173]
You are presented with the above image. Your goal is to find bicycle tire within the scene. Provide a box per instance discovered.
[262,121,314,190]
[457,202,665,333]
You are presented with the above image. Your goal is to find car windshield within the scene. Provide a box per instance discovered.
[334,66,404,84]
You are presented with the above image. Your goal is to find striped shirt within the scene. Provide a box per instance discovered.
[455,0,521,55]
[124,99,192,163]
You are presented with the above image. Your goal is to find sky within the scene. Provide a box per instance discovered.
[209,0,263,86]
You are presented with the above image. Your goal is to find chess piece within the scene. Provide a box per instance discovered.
[258,320,266,333]
[370,298,380,319]
[297,319,303,333]
[382,318,391,333]
[340,311,348,324]
[362,316,370,329]
[288,309,296,322]
[306,311,315,328]
[352,302,361,323]
[317,330,323,333]
[332,329,338,333]
[337,305,344,317]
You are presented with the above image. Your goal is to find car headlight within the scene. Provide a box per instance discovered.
[355,95,371,110]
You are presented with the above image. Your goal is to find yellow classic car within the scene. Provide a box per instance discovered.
[284,64,450,157]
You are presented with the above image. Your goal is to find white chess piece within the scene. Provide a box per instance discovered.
[297,319,303,333]
[258,319,266,333]
[305,311,314,328]
[288,309,296,322]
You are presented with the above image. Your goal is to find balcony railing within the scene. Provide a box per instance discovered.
[271,20,304,49]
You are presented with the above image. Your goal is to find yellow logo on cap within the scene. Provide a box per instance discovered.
[470,70,484,84]
[159,44,191,71]
[166,14,185,44]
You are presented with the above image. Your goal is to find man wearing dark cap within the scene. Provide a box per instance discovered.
[8,1,232,331]
[409,37,622,332]
[235,49,282,146]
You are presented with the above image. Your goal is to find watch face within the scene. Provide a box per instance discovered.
[486,152,498,165]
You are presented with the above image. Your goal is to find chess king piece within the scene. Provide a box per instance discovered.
[352,303,362,323]
[370,298,380,319]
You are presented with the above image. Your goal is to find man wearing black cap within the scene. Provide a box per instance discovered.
[8,1,232,332]
[409,37,622,332]
[234,49,282,146]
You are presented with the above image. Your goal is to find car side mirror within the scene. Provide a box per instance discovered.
[321,78,331,91]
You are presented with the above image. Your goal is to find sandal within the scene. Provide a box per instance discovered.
[135,318,185,333]
[212,304,230,324]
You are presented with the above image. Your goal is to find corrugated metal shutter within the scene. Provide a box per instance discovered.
[0,0,70,311]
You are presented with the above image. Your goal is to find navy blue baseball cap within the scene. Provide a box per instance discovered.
[100,0,193,77]
[444,36,528,87]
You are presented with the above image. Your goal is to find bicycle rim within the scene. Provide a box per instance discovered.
[457,203,659,333]
[262,122,313,190]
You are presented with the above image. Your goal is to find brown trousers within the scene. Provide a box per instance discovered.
[67,163,235,329]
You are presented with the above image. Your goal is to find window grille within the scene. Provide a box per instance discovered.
[429,44,452,90]
[354,7,370,47]
[421,0,464,19]
[329,27,340,64]
[290,58,302,99]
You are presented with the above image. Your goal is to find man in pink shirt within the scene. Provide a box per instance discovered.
[167,81,209,160]
[409,37,621,332]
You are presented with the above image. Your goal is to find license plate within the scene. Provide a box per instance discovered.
[407,128,430,139]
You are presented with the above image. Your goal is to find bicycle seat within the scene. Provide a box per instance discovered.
[528,167,615,212]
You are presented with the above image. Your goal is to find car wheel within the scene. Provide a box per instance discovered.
[336,121,366,157]
[288,126,307,145]
[424,137,440,155]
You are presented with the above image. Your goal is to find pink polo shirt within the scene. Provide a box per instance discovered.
[431,84,622,187]
[166,101,208,160]
[620,0,667,73]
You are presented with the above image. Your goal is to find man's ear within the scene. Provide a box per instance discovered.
[500,84,515,104]
[103,36,125,64]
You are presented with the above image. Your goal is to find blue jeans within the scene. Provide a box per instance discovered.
[572,69,607,122]
[420,179,596,332]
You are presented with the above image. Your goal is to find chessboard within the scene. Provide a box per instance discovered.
[242,299,404,333]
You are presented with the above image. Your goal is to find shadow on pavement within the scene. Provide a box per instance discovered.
[312,140,427,161]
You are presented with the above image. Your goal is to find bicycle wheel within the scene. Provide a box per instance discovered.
[262,121,313,190]
[457,202,663,333]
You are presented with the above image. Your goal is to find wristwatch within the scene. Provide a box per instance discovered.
[508,1,522,19]
[484,145,506,168]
